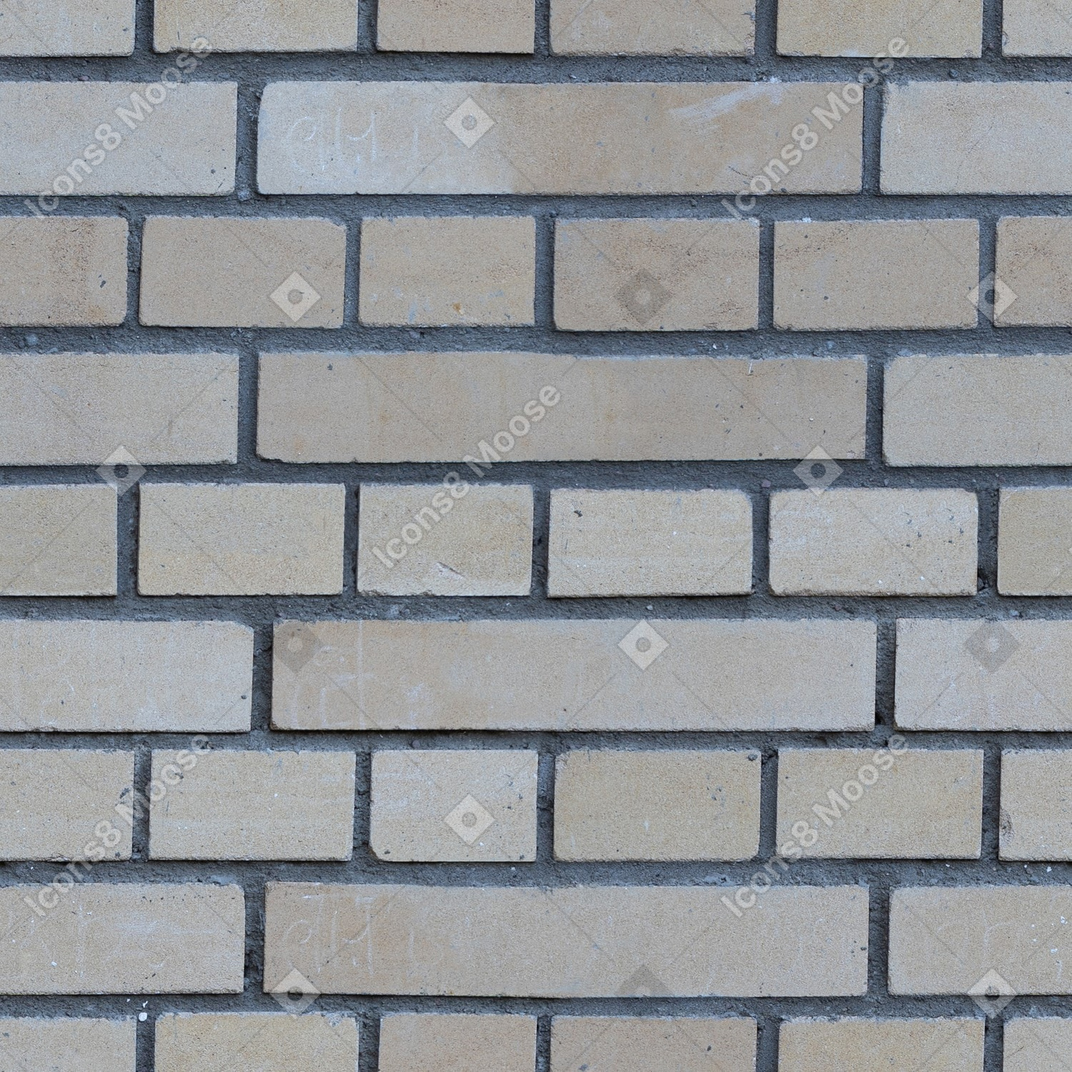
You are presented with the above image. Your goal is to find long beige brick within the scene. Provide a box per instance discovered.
[0,884,244,994]
[1004,1018,1072,1071]
[139,217,346,327]
[0,619,252,733]
[776,748,982,859]
[884,354,1072,466]
[257,353,867,463]
[995,217,1072,327]
[1000,750,1072,861]
[257,81,861,194]
[0,750,134,861]
[0,83,235,195]
[553,219,759,331]
[370,749,538,862]
[380,1014,536,1072]
[554,750,760,861]
[1003,0,1072,53]
[379,0,534,51]
[155,1013,359,1072]
[272,618,876,731]
[769,489,978,596]
[998,488,1072,595]
[155,0,358,51]
[150,750,356,860]
[889,886,1072,995]
[264,882,868,996]
[0,353,238,465]
[139,483,346,595]
[774,220,979,330]
[0,0,134,54]
[0,217,127,326]
[883,83,1072,194]
[552,1016,757,1072]
[0,1018,136,1072]
[778,1018,984,1072]
[896,618,1072,731]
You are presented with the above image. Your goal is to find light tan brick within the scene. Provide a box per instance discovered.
[1004,1018,1072,1071]
[0,217,126,326]
[552,1016,756,1072]
[778,1018,984,1072]
[0,750,134,861]
[379,0,534,51]
[150,750,356,860]
[359,216,534,326]
[156,1013,359,1072]
[0,352,238,465]
[998,488,1072,595]
[257,82,861,195]
[379,1014,536,1072]
[884,354,1072,466]
[553,219,759,330]
[1000,750,1072,861]
[769,489,978,596]
[0,620,252,733]
[258,353,867,463]
[0,83,235,195]
[779,1,977,54]
[776,748,982,859]
[273,618,875,731]
[155,0,358,51]
[358,483,532,596]
[0,485,116,596]
[1004,0,1072,53]
[897,618,1072,731]
[554,750,760,861]
[0,0,134,54]
[371,749,537,862]
[139,217,345,327]
[0,1018,135,1072]
[995,217,1072,327]
[774,220,979,330]
[548,488,752,597]
[883,84,1072,193]
[139,483,345,595]
[0,884,244,994]
[265,882,867,996]
[890,886,1072,995]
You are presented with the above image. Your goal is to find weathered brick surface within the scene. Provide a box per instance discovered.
[1000,750,1072,861]
[379,1014,536,1072]
[154,0,358,51]
[1004,1018,1072,1071]
[0,0,134,54]
[1003,0,1072,53]
[995,216,1072,327]
[998,487,1072,595]
[0,1018,136,1072]
[379,0,535,53]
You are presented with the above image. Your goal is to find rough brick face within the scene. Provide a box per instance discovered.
[995,216,1072,327]
[0,0,134,54]
[0,1018,136,1072]
[1003,0,1072,52]
[999,750,1072,860]
[154,0,359,51]
[998,487,1072,594]
[378,0,535,51]
[379,1014,536,1072]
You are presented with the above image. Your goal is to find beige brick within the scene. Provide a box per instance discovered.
[139,217,345,327]
[883,84,1072,193]
[0,352,238,465]
[548,488,752,597]
[999,488,1072,595]
[155,0,358,51]
[769,489,978,596]
[257,81,861,195]
[380,1014,536,1072]
[0,0,133,54]
[0,750,134,861]
[890,886,1072,995]
[554,750,760,861]
[0,620,252,733]
[360,216,534,326]
[0,83,235,195]
[551,0,753,54]
[884,354,1072,466]
[139,483,345,595]
[1000,751,1072,861]
[156,1013,359,1072]
[995,217,1072,327]
[896,618,1072,731]
[1004,0,1072,53]
[1004,1018,1072,1071]
[552,1016,756,1072]
[0,1018,135,1072]
[258,352,867,463]
[774,220,979,330]
[0,217,126,326]
[265,882,867,996]
[273,618,875,731]
[358,483,532,596]
[150,750,356,860]
[553,219,759,330]
[776,748,982,859]
[371,749,537,862]
[778,1018,984,1072]
[0,485,116,596]
[379,0,534,51]
[0,884,244,994]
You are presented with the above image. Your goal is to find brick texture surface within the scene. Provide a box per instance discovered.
[379,1014,536,1072]
[0,1018,136,1072]
[154,0,359,51]
[0,0,135,54]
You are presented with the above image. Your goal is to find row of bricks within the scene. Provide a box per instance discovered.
[5,744,1070,862]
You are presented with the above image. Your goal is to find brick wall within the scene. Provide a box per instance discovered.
[1,0,1070,1069]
